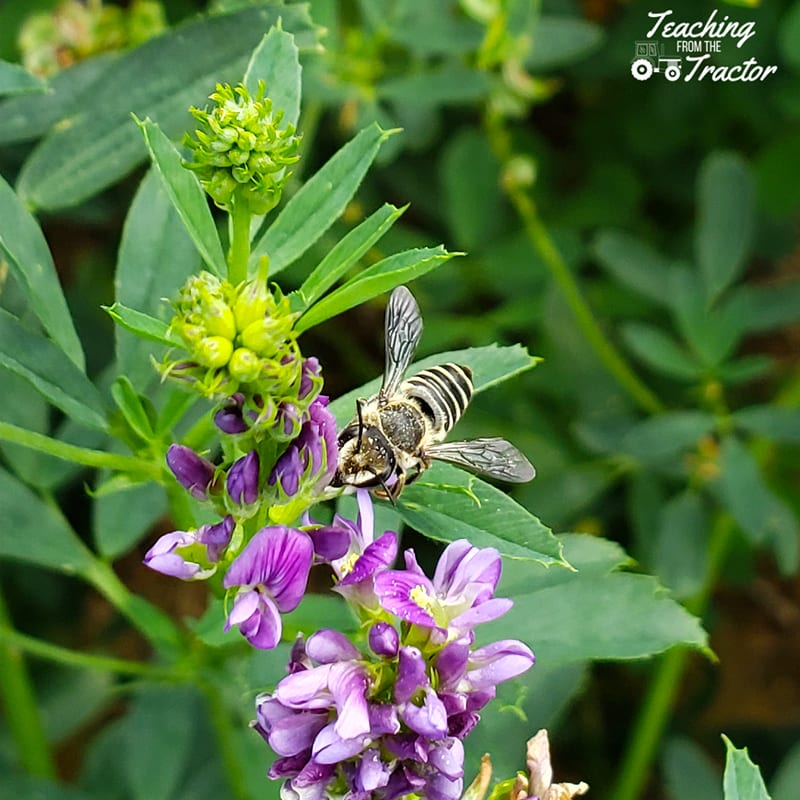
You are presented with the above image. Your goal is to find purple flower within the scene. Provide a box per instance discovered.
[223,526,314,649]
[143,516,234,580]
[299,357,322,401]
[166,444,216,500]
[368,622,399,658]
[374,540,512,638]
[214,393,248,434]
[143,530,212,580]
[227,450,260,505]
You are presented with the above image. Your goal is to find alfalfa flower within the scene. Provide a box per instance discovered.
[184,82,301,215]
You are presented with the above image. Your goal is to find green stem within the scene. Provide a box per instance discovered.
[228,198,252,285]
[0,588,56,778]
[201,681,250,800]
[610,513,734,800]
[0,421,160,478]
[0,627,180,681]
[484,115,663,415]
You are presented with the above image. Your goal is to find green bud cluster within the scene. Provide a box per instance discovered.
[162,271,302,401]
[184,83,301,215]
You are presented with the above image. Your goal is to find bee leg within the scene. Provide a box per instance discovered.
[385,470,407,504]
[355,399,366,450]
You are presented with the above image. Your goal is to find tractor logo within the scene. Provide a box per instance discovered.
[631,41,681,81]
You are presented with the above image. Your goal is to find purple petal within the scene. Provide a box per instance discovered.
[166,444,215,500]
[226,589,283,649]
[306,526,350,563]
[384,733,429,763]
[466,639,535,689]
[215,402,248,434]
[306,629,361,664]
[430,737,465,781]
[270,445,303,496]
[339,531,398,587]
[435,639,470,686]
[311,721,367,765]
[276,665,335,710]
[269,711,328,757]
[357,747,391,792]
[374,569,438,627]
[329,662,370,740]
[368,703,400,736]
[400,687,448,739]
[197,515,234,562]
[450,597,513,631]
[368,622,399,658]
[143,530,207,580]
[395,646,429,704]
[433,540,502,605]
[223,527,313,613]
[227,451,260,505]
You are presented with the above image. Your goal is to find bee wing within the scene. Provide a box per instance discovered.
[381,286,423,399]
[427,438,536,483]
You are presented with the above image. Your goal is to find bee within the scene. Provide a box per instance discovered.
[332,286,535,501]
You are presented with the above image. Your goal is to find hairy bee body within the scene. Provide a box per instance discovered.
[332,287,535,500]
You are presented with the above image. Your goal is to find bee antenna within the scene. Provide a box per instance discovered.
[377,475,397,507]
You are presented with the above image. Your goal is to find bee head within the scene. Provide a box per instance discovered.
[333,423,396,488]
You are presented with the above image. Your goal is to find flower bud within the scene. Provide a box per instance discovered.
[195,336,233,368]
[203,300,236,340]
[228,347,262,383]
[227,451,260,506]
[166,444,215,500]
[369,622,399,658]
[240,317,287,357]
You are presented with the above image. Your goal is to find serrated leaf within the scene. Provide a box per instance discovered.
[16,5,319,210]
[296,246,456,332]
[244,27,302,128]
[0,309,107,430]
[0,465,93,574]
[397,463,563,565]
[0,59,46,97]
[115,170,200,389]
[695,152,755,302]
[297,203,406,308]
[251,123,395,275]
[592,229,672,304]
[0,173,85,370]
[722,736,771,800]
[493,534,709,665]
[329,344,539,427]
[622,322,703,381]
[137,118,226,277]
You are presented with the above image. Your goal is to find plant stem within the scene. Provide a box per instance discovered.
[202,681,250,800]
[0,421,160,478]
[0,587,56,778]
[228,198,252,285]
[0,626,180,681]
[610,513,734,800]
[484,115,663,415]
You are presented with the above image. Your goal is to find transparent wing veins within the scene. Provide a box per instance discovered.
[381,285,423,399]
[427,438,536,483]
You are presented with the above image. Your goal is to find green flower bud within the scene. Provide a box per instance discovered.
[204,301,236,340]
[228,347,262,383]
[195,336,233,368]
[240,317,290,357]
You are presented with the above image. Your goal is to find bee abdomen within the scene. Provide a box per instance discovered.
[402,363,473,437]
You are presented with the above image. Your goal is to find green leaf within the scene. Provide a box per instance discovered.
[654,491,710,600]
[527,16,604,71]
[377,65,490,106]
[734,406,800,444]
[0,466,94,575]
[0,173,85,370]
[295,246,456,333]
[244,27,302,128]
[0,55,115,145]
[296,203,406,308]
[778,1,800,72]
[116,169,201,389]
[329,343,539,427]
[695,152,755,301]
[493,533,709,665]
[105,303,183,348]
[397,463,563,565]
[0,59,46,96]
[715,437,799,575]
[736,281,800,333]
[0,775,94,800]
[722,736,771,800]
[717,356,773,386]
[124,687,201,800]
[663,737,723,800]
[16,5,319,210]
[251,123,396,275]
[621,322,703,381]
[592,229,673,304]
[620,411,717,464]
[137,118,227,277]
[111,376,155,442]
[0,309,107,431]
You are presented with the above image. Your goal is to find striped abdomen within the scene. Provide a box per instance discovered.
[401,363,473,439]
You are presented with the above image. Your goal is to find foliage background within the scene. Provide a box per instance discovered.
[0,1,798,799]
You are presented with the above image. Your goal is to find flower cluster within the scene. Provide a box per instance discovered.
[252,492,535,800]
[184,82,301,214]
